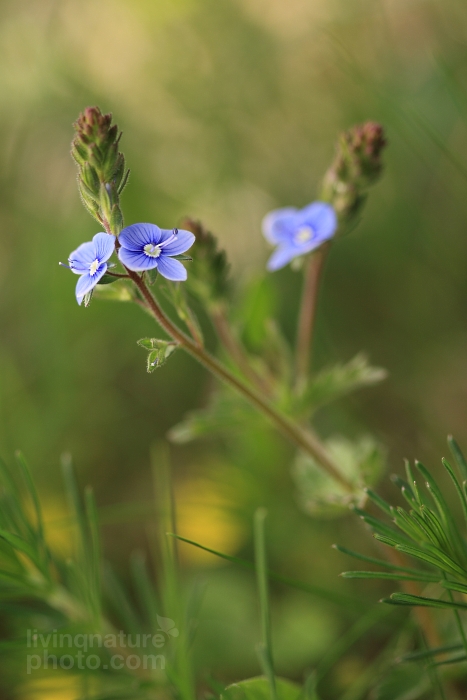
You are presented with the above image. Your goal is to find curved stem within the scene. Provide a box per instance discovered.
[295,243,330,393]
[211,305,272,395]
[125,267,351,491]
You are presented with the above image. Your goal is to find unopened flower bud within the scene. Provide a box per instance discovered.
[321,122,387,224]
[71,106,130,232]
[181,218,230,307]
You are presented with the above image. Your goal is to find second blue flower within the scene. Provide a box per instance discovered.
[118,223,195,281]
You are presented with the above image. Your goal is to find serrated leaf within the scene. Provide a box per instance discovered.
[293,435,385,517]
[137,338,177,372]
[296,353,387,415]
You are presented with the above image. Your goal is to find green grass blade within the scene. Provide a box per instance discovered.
[448,435,467,481]
[84,486,101,622]
[254,508,277,700]
[399,643,463,663]
[386,593,467,611]
[394,543,465,577]
[333,544,435,576]
[169,534,365,610]
[14,451,45,546]
[442,458,467,532]
[364,489,392,516]
[341,571,439,583]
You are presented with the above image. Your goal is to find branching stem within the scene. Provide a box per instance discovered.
[125,267,350,490]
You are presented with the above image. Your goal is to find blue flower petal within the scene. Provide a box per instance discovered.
[118,246,159,271]
[262,207,297,245]
[69,240,99,273]
[161,229,195,256]
[266,245,300,272]
[119,223,162,251]
[93,232,115,262]
[298,202,337,240]
[75,264,107,305]
[157,255,188,281]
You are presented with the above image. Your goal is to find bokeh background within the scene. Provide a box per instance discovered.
[1,0,467,695]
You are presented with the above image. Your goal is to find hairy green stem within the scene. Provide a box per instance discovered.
[211,305,273,395]
[124,267,350,490]
[295,243,330,393]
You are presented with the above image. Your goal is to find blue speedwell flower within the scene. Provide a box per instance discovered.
[64,232,115,305]
[262,201,337,271]
[118,223,195,281]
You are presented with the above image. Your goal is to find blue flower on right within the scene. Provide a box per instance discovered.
[262,201,337,271]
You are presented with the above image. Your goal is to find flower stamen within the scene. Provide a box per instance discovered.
[89,258,100,276]
[144,243,162,258]
[294,226,314,245]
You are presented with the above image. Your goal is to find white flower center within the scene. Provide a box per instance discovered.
[89,258,100,275]
[144,243,162,258]
[294,226,314,245]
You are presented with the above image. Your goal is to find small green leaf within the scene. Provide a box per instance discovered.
[221,676,301,700]
[146,267,158,285]
[296,353,387,415]
[293,435,385,517]
[386,592,467,611]
[172,254,192,261]
[168,393,258,444]
[97,274,119,285]
[93,279,135,302]
[83,289,94,307]
[341,570,438,582]
[137,338,177,372]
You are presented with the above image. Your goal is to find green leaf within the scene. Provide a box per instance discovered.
[334,543,435,576]
[93,279,135,302]
[386,592,467,611]
[97,273,120,285]
[441,579,467,595]
[183,218,231,304]
[221,676,301,700]
[146,267,158,285]
[0,529,41,567]
[83,289,94,307]
[448,435,467,481]
[137,338,177,372]
[400,643,463,663]
[296,353,387,414]
[371,665,426,700]
[172,254,193,261]
[168,392,259,444]
[170,533,362,609]
[341,570,439,582]
[293,435,385,517]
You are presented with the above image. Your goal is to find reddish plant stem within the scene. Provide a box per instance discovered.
[211,306,272,395]
[125,267,351,491]
[295,243,331,392]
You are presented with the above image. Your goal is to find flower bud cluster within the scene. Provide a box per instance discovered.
[71,107,128,234]
[321,122,386,224]
[181,218,230,307]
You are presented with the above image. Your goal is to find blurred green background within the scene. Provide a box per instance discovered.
[2,0,467,695]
